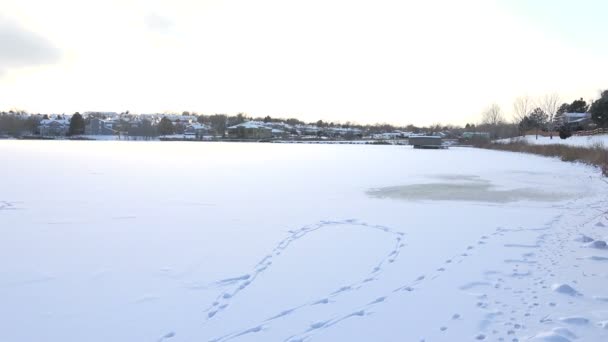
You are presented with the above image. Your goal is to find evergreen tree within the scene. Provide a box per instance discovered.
[590,90,608,127]
[567,98,588,113]
[158,117,174,135]
[68,112,85,136]
[528,108,548,139]
[558,125,572,139]
[528,108,548,128]
[209,114,227,137]
[518,115,533,132]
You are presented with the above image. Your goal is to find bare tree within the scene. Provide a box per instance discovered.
[539,93,561,139]
[481,103,505,126]
[480,104,507,139]
[513,96,532,125]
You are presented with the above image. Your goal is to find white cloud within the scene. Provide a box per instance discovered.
[0,16,60,74]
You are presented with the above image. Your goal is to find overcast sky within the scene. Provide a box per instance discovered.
[1,0,607,126]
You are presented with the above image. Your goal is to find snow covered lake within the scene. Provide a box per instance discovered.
[1,140,608,342]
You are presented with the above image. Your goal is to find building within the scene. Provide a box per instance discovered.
[184,123,211,139]
[409,136,444,149]
[39,118,69,136]
[461,132,490,140]
[558,112,592,130]
[85,118,115,135]
[227,121,273,139]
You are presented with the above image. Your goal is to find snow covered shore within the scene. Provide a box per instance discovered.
[1,140,607,342]
[498,135,608,149]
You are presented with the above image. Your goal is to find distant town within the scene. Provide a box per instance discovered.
[0,110,488,143]
[0,92,606,143]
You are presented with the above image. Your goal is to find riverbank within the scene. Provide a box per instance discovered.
[481,140,608,176]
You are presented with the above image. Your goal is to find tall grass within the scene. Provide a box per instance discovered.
[478,141,608,177]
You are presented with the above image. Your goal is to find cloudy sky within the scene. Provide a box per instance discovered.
[1,0,607,125]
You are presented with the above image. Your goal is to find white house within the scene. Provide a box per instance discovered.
[39,117,70,136]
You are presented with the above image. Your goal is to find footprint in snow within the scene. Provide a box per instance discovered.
[331,286,352,294]
[558,316,589,325]
[504,243,540,248]
[597,320,608,329]
[582,256,608,261]
[585,240,607,249]
[574,234,594,243]
[157,331,175,342]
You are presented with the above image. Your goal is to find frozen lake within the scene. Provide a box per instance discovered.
[1,140,607,342]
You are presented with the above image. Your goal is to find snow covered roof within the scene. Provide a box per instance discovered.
[327,127,363,133]
[187,123,210,130]
[563,112,591,124]
[564,112,590,118]
[40,118,70,126]
[228,121,271,130]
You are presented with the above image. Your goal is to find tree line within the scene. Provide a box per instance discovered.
[478,89,608,140]
[2,89,607,139]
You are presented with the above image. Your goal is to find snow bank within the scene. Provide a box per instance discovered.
[497,135,608,149]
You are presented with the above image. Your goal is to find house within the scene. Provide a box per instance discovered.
[39,118,69,136]
[85,118,115,135]
[460,132,491,144]
[409,136,444,149]
[184,123,211,139]
[325,127,363,139]
[264,122,295,138]
[226,121,272,139]
[558,112,592,130]
[296,125,321,136]
[372,132,405,140]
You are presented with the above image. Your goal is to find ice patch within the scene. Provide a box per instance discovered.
[367,178,569,203]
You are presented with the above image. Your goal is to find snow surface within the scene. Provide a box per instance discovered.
[498,135,608,149]
[1,140,608,342]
